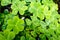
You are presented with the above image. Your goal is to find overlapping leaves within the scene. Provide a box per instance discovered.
[11,0,28,15]
[6,16,24,34]
[0,0,60,40]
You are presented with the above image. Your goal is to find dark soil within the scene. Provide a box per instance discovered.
[58,1,60,14]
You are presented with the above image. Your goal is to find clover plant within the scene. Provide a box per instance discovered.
[0,0,60,40]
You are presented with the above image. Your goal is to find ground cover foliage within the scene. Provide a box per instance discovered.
[0,0,60,40]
